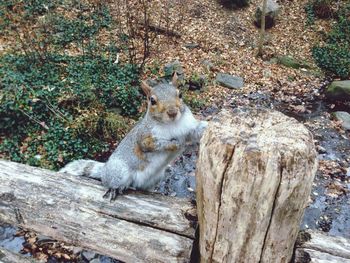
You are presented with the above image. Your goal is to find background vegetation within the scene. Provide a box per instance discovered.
[1,0,349,171]
[0,0,142,169]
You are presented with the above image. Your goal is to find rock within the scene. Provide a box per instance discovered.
[216,73,244,89]
[36,235,55,245]
[202,60,215,71]
[73,247,83,254]
[325,80,350,101]
[255,0,280,29]
[82,250,97,261]
[145,79,159,87]
[316,145,327,154]
[333,111,350,130]
[277,55,311,69]
[163,60,184,80]
[184,43,199,49]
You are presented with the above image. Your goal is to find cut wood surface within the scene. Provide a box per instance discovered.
[0,160,195,263]
[196,108,318,263]
[294,230,350,263]
[0,247,39,263]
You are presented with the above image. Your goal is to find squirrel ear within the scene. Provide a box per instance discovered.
[171,72,179,88]
[141,81,152,97]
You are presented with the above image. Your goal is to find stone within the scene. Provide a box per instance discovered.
[184,43,199,49]
[277,55,311,69]
[333,111,350,130]
[216,73,244,89]
[316,145,327,154]
[163,60,184,80]
[202,60,214,71]
[145,79,159,87]
[325,80,350,101]
[82,250,97,261]
[255,0,280,29]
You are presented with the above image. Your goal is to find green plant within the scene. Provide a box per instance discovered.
[0,0,167,170]
[312,4,350,79]
[305,1,316,25]
[182,91,208,111]
[0,52,140,169]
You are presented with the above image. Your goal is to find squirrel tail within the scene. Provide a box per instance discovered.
[59,160,104,180]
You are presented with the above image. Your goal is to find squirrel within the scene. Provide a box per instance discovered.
[59,73,208,200]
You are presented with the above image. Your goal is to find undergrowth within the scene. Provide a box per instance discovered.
[312,2,350,79]
[0,0,141,170]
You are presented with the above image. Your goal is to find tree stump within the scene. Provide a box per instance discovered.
[196,108,318,263]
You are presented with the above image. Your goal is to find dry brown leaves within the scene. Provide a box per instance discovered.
[125,0,328,103]
[16,229,78,262]
[318,160,347,178]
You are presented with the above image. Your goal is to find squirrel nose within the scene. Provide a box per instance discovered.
[167,108,178,119]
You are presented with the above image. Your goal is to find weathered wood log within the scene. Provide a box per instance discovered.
[0,247,39,263]
[0,160,195,263]
[196,108,318,263]
[294,230,350,263]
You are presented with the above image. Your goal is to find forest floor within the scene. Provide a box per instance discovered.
[142,0,350,239]
[1,0,350,262]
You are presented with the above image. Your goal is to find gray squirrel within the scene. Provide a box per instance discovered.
[60,73,208,200]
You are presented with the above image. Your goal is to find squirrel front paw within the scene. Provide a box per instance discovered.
[198,121,208,134]
[187,121,208,144]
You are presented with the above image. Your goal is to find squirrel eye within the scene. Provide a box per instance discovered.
[150,96,157,105]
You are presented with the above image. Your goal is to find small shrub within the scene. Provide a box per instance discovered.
[312,0,333,19]
[219,0,250,9]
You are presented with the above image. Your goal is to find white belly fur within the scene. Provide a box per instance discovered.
[132,110,199,190]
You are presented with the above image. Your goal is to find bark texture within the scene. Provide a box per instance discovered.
[196,108,317,263]
[295,230,350,263]
[0,160,195,263]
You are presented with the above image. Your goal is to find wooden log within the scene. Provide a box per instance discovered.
[294,230,350,263]
[0,247,39,263]
[196,108,318,263]
[0,160,195,263]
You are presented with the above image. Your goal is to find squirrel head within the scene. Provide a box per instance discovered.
[141,73,185,124]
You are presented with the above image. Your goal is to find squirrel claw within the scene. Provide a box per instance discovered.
[103,188,123,201]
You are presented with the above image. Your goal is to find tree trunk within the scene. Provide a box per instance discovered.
[0,160,195,263]
[196,108,317,263]
[294,230,350,263]
[257,0,268,57]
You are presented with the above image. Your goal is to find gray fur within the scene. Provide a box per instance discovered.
[60,82,208,192]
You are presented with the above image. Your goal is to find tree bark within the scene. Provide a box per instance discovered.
[294,230,350,263]
[196,108,317,263]
[0,160,195,263]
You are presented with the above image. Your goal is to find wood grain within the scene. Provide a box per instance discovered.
[196,108,317,263]
[0,160,195,263]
